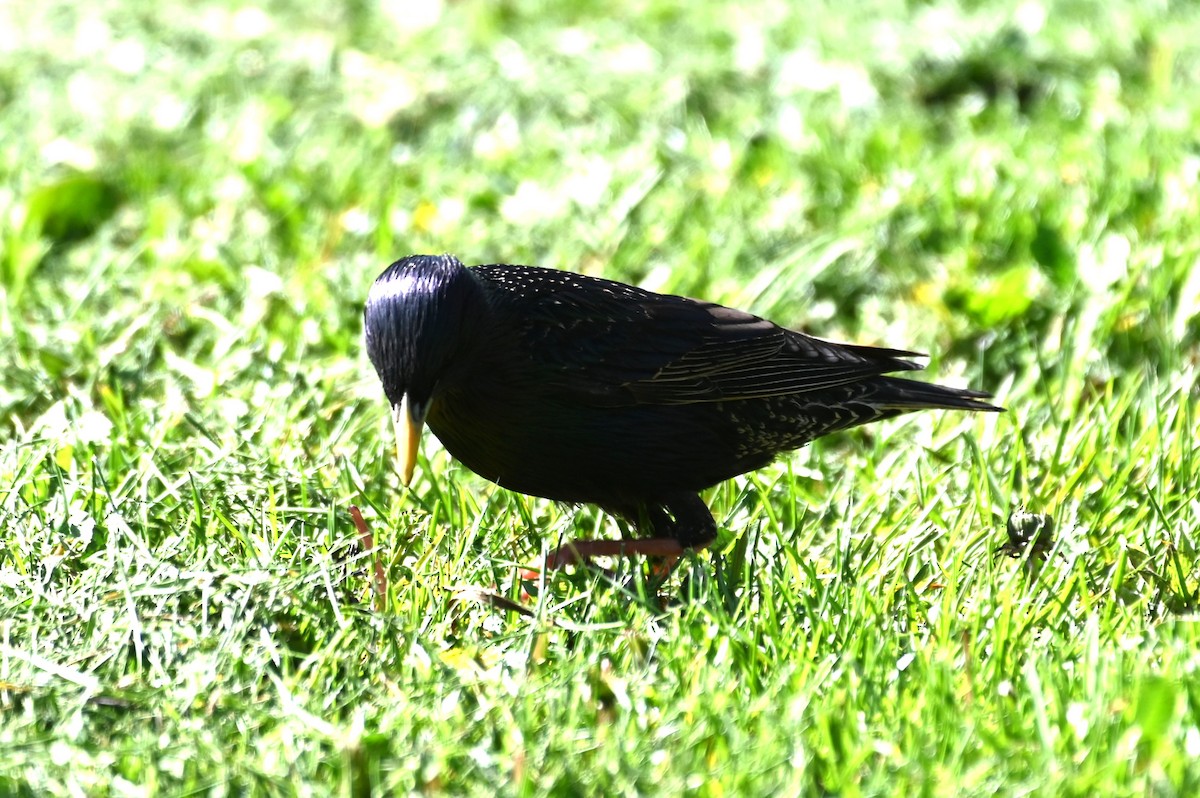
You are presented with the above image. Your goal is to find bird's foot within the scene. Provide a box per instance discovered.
[519,537,706,580]
[548,537,690,568]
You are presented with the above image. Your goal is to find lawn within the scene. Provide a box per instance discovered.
[3,0,1200,795]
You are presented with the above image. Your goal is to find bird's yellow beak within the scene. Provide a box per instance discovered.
[392,395,426,486]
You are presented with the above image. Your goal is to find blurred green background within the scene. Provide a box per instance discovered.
[3,0,1200,795]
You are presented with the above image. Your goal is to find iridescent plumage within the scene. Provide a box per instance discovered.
[364,254,1000,563]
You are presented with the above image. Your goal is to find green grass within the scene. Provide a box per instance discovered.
[3,0,1200,794]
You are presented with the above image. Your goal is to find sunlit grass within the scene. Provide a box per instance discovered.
[2,0,1200,795]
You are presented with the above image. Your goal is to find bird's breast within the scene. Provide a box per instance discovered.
[422,381,772,504]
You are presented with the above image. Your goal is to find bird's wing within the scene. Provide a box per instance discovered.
[475,265,924,406]
[616,299,924,404]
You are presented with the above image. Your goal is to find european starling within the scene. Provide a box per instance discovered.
[364,254,1001,567]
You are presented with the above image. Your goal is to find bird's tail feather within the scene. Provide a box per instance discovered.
[870,376,1004,413]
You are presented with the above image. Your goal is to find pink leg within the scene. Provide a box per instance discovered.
[519,537,712,579]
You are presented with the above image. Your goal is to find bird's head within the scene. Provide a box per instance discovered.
[364,254,487,485]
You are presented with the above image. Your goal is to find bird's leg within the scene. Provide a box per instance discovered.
[660,492,718,549]
[540,492,717,570]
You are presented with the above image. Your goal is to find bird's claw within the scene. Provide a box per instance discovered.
[520,538,692,583]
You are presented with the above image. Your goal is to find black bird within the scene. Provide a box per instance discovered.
[364,254,1001,567]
